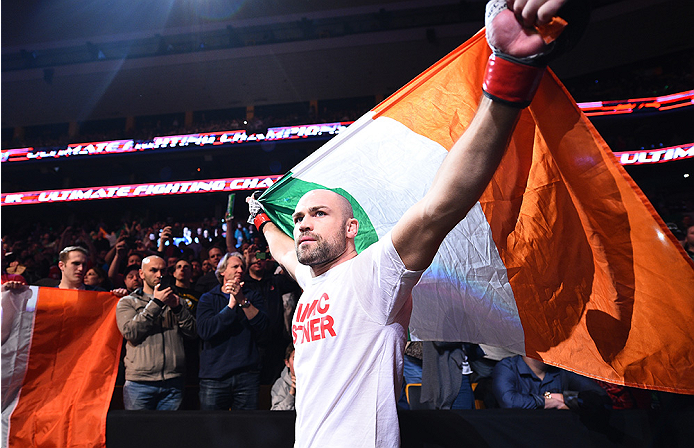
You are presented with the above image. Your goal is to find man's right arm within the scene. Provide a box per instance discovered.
[391,0,572,272]
[115,296,163,345]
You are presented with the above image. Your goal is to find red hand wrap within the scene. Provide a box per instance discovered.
[253,212,272,232]
[482,54,546,108]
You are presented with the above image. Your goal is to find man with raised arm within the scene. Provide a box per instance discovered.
[247,1,585,446]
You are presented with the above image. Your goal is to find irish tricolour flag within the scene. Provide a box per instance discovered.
[260,31,694,394]
[2,287,122,448]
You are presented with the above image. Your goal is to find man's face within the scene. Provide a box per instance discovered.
[292,190,349,266]
[140,257,167,290]
[687,226,694,246]
[127,254,142,267]
[221,256,244,283]
[208,248,223,268]
[174,260,192,283]
[285,350,295,376]
[191,260,201,275]
[167,257,178,268]
[83,268,102,286]
[124,270,143,292]
[202,259,212,273]
[59,251,87,285]
[248,251,266,276]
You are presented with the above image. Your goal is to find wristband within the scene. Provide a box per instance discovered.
[253,212,272,232]
[482,53,545,108]
[238,299,252,309]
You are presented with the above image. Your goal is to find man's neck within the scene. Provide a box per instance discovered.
[175,279,190,289]
[522,356,548,380]
[310,248,358,277]
[58,280,84,290]
[248,270,263,281]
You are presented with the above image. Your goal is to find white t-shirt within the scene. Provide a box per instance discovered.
[292,232,424,448]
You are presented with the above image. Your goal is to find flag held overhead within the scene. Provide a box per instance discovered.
[260,31,694,394]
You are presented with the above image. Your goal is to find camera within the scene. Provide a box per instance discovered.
[158,275,175,290]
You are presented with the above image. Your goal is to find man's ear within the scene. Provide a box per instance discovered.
[58,261,65,271]
[346,218,359,239]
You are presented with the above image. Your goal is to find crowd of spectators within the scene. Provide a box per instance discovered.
[2,198,693,412]
[1,43,692,415]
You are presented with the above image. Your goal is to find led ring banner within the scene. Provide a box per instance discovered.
[1,175,280,206]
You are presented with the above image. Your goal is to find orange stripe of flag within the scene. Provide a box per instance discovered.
[9,288,122,448]
[373,31,694,393]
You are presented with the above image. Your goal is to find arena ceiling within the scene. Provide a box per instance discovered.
[2,0,692,128]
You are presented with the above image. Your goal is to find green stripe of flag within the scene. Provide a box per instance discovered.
[259,173,378,253]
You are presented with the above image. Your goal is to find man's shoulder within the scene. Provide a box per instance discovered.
[119,289,147,303]
[496,355,523,372]
[199,284,223,299]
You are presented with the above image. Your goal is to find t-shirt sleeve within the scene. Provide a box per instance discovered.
[356,231,424,325]
[293,263,312,290]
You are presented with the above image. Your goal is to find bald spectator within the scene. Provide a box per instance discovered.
[116,255,197,410]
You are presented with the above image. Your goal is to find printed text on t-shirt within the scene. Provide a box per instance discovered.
[292,293,336,344]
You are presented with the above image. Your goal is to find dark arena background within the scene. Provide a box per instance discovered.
[2,0,693,447]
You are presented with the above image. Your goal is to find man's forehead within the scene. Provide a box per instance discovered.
[67,251,86,262]
[295,189,343,211]
[143,257,165,268]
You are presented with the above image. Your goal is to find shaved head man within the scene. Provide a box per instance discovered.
[116,255,197,410]
[247,1,585,446]
[291,190,358,272]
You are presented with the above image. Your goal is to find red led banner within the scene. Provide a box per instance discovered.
[2,90,693,163]
[613,143,693,165]
[3,143,691,207]
[577,90,694,117]
[1,122,352,163]
[1,175,280,206]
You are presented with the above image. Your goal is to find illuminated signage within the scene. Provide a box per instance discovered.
[4,143,691,206]
[578,90,694,117]
[1,122,352,163]
[2,90,692,166]
[1,175,280,206]
[613,143,694,165]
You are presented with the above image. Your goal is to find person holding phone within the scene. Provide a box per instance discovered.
[115,255,197,410]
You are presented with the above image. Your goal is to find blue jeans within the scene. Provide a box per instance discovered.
[123,378,185,410]
[451,374,475,410]
[199,371,260,410]
[398,355,424,410]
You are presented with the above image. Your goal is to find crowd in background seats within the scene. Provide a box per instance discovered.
[2,198,693,411]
